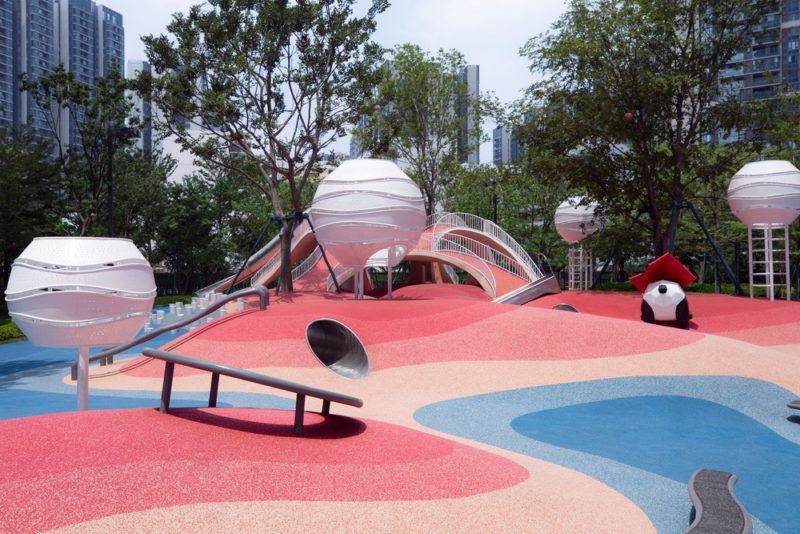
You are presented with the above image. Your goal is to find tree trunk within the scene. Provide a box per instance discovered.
[278,220,294,292]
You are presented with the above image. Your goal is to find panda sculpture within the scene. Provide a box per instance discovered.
[631,253,696,330]
[641,280,691,329]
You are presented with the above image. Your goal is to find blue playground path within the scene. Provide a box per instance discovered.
[415,376,800,534]
[0,326,293,420]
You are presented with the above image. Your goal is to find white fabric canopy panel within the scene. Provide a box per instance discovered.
[310,159,425,296]
[554,196,603,244]
[728,160,800,226]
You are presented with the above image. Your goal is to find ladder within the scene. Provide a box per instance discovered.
[748,224,790,301]
[567,245,593,290]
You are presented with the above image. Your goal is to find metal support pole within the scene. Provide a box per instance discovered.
[767,225,774,301]
[294,393,306,434]
[160,362,175,414]
[784,225,791,301]
[107,127,114,238]
[748,226,754,298]
[77,346,89,411]
[322,399,331,415]
[208,372,220,407]
[683,201,742,295]
[387,247,395,300]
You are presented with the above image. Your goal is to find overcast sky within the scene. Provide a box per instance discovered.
[99,0,568,162]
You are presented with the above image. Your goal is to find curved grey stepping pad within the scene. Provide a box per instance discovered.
[686,469,751,534]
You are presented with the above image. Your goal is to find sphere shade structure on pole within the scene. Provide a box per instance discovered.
[309,159,426,270]
[5,237,156,347]
[554,197,603,244]
[728,160,800,226]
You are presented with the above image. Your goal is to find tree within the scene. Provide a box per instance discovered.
[111,147,177,261]
[0,130,60,294]
[21,65,137,236]
[156,176,232,294]
[354,44,483,215]
[443,163,567,260]
[519,0,774,255]
[137,0,387,291]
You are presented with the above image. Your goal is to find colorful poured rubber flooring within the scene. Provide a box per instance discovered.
[2,288,800,533]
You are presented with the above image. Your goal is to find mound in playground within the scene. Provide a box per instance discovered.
[3,283,800,532]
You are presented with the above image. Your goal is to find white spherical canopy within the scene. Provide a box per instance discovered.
[554,197,603,244]
[5,237,156,347]
[309,159,426,268]
[728,160,800,226]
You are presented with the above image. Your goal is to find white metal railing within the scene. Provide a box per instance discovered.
[251,220,311,287]
[428,212,545,280]
[292,246,322,282]
[415,233,497,298]
[432,232,529,282]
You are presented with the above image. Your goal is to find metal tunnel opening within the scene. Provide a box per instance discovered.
[305,319,370,380]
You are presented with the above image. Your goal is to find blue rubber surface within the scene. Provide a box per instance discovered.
[512,396,800,533]
[414,376,800,534]
[0,326,295,420]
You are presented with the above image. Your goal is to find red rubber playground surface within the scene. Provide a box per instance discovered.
[2,285,800,532]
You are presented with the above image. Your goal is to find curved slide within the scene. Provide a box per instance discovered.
[201,212,556,303]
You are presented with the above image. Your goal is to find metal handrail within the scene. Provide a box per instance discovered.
[250,220,312,287]
[429,212,545,279]
[292,246,322,281]
[69,286,269,381]
[415,233,497,297]
[144,348,362,435]
[432,232,531,281]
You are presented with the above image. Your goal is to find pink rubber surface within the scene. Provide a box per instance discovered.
[122,293,702,378]
[0,408,527,533]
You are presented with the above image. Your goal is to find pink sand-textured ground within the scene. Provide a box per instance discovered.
[3,285,800,533]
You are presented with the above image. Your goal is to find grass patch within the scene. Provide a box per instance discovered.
[0,321,25,343]
[154,295,193,307]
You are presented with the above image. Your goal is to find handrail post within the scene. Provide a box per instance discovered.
[208,372,220,407]
[294,394,306,435]
[160,361,175,414]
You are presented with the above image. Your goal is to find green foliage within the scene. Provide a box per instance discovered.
[355,44,483,214]
[156,175,233,293]
[138,0,387,291]
[154,295,193,307]
[517,0,780,256]
[0,321,25,343]
[0,129,60,294]
[109,148,177,262]
[21,65,137,236]
[443,163,568,261]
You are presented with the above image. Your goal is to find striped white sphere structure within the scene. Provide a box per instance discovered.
[728,160,800,301]
[5,237,155,410]
[728,160,800,226]
[309,159,426,298]
[5,237,156,347]
[555,197,603,244]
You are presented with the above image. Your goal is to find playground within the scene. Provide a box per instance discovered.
[2,159,800,533]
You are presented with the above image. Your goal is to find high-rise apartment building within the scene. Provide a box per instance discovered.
[492,124,520,166]
[458,64,479,165]
[126,59,151,153]
[0,0,55,137]
[0,1,15,131]
[53,0,123,144]
[719,2,800,105]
